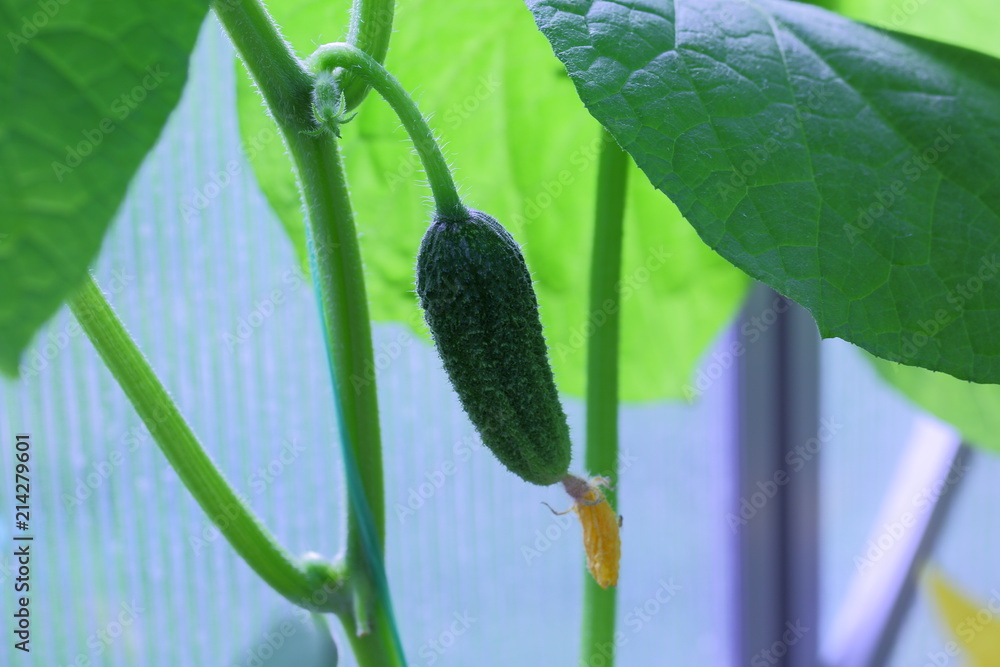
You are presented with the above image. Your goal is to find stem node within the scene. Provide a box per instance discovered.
[309,42,465,219]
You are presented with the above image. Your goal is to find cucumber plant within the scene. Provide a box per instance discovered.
[3,0,999,665]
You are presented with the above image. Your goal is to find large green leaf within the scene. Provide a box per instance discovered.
[0,0,208,376]
[526,0,1000,384]
[235,0,749,401]
[843,0,1000,455]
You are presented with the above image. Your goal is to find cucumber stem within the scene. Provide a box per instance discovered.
[67,274,345,612]
[308,42,467,220]
[211,1,406,664]
[210,0,313,130]
[342,0,396,111]
[286,131,404,664]
[581,128,629,665]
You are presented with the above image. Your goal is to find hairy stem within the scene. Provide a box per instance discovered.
[212,1,405,664]
[309,42,465,219]
[342,0,395,111]
[210,0,313,131]
[285,130,389,610]
[581,128,629,665]
[68,274,344,611]
[286,120,406,667]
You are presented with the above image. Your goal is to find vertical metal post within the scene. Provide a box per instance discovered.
[735,284,820,666]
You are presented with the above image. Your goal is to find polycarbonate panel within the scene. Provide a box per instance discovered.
[0,18,737,667]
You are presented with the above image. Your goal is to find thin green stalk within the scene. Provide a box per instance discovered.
[342,0,395,111]
[67,274,343,611]
[582,128,629,665]
[212,2,405,664]
[309,42,466,219]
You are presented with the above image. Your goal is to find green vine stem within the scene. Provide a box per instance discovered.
[290,131,401,649]
[212,1,405,665]
[309,42,466,220]
[341,0,395,111]
[582,128,629,665]
[67,274,345,611]
[211,0,313,129]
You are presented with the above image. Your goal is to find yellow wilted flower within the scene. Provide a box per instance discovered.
[549,475,621,589]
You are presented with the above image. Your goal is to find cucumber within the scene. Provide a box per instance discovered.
[416,209,572,485]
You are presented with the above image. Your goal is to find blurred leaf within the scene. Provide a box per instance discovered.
[926,568,1000,666]
[526,0,1000,384]
[871,358,1000,455]
[838,0,999,59]
[235,0,749,402]
[0,0,208,375]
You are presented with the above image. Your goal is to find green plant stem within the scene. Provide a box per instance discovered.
[342,605,402,664]
[210,0,313,130]
[582,128,629,665]
[342,0,395,111]
[212,1,405,665]
[286,130,390,616]
[67,274,342,611]
[286,128,406,667]
[309,42,466,219]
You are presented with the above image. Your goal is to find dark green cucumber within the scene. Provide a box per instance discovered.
[416,209,571,486]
